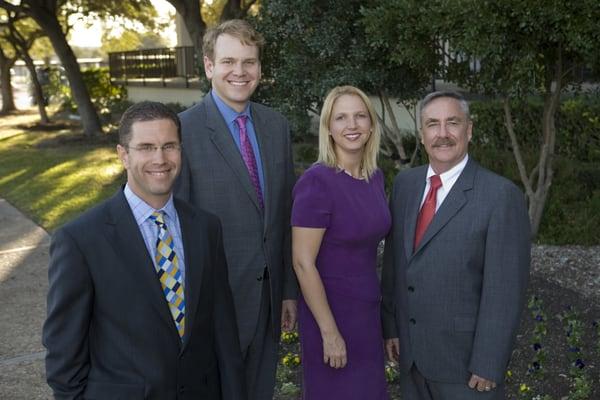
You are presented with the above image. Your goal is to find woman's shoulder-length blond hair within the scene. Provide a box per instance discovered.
[317,85,381,181]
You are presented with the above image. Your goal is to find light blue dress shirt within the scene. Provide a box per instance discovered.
[211,90,266,194]
[123,184,186,281]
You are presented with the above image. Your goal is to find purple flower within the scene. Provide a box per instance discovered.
[535,314,544,322]
[533,343,542,351]
[574,359,585,369]
[533,361,541,370]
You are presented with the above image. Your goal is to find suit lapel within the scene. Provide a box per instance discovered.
[204,95,263,212]
[251,103,272,230]
[176,201,205,349]
[103,191,180,340]
[413,159,476,254]
[404,167,427,260]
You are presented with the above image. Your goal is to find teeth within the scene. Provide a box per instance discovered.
[230,81,248,86]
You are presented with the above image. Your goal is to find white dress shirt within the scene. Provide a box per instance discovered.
[419,154,469,211]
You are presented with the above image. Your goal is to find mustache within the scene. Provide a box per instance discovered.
[432,138,455,147]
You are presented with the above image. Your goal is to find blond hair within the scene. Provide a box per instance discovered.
[203,19,265,61]
[317,86,380,180]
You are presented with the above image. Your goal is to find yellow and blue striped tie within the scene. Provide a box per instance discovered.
[149,211,185,338]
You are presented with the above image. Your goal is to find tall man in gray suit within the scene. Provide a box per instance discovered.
[43,101,245,399]
[382,91,530,398]
[176,19,297,400]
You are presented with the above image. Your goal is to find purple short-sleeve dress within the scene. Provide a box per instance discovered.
[291,164,391,400]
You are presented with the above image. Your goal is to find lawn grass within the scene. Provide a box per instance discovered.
[0,112,124,232]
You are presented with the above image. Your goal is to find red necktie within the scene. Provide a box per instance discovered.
[235,115,264,209]
[414,175,442,250]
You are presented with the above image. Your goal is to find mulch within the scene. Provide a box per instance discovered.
[275,246,600,399]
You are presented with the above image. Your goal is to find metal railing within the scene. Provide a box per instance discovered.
[108,46,200,87]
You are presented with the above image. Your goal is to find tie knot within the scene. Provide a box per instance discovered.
[235,115,248,130]
[430,175,442,190]
[149,211,166,226]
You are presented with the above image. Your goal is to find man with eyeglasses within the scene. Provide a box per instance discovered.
[43,101,246,400]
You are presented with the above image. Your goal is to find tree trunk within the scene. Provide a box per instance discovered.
[377,91,414,170]
[220,0,243,21]
[0,48,17,113]
[503,56,562,238]
[27,7,101,136]
[166,0,205,73]
[22,50,50,123]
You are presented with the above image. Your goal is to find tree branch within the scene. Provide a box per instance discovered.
[503,97,534,199]
[0,0,21,13]
[379,89,408,161]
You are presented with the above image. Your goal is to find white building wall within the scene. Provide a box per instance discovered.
[127,86,203,106]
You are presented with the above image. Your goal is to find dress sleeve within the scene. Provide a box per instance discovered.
[291,168,332,228]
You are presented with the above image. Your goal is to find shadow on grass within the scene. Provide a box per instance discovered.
[0,131,124,232]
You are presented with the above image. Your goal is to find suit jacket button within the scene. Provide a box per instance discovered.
[409,318,416,325]
[179,386,185,393]
[408,286,415,292]
[257,274,263,281]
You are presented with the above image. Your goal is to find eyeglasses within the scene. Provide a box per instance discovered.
[126,143,182,154]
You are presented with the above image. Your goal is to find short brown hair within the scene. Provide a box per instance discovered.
[118,101,181,146]
[202,19,265,61]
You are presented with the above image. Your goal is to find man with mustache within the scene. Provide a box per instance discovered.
[382,91,530,399]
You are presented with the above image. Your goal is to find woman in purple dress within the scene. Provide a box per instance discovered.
[291,85,391,399]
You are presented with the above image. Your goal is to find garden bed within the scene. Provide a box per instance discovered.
[275,245,600,400]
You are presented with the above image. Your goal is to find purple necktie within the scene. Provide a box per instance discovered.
[235,115,264,209]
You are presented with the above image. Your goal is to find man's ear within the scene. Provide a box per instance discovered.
[467,120,473,142]
[203,56,214,80]
[116,144,129,170]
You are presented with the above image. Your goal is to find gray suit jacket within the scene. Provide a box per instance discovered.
[176,94,296,350]
[381,158,530,383]
[43,190,246,399]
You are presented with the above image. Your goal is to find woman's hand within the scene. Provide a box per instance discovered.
[322,331,347,369]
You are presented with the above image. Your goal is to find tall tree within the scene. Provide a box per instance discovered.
[165,0,205,66]
[363,0,600,237]
[0,40,17,113]
[0,0,156,136]
[0,0,101,135]
[254,0,437,166]
[165,0,257,75]
[1,10,50,122]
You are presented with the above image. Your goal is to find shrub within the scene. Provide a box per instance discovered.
[375,96,600,245]
[45,67,127,119]
[468,97,600,244]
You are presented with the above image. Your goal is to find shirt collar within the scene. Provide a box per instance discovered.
[123,184,177,226]
[211,89,252,125]
[426,154,469,186]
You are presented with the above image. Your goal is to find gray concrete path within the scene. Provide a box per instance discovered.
[0,198,52,399]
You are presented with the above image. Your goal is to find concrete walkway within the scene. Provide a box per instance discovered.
[0,198,52,399]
